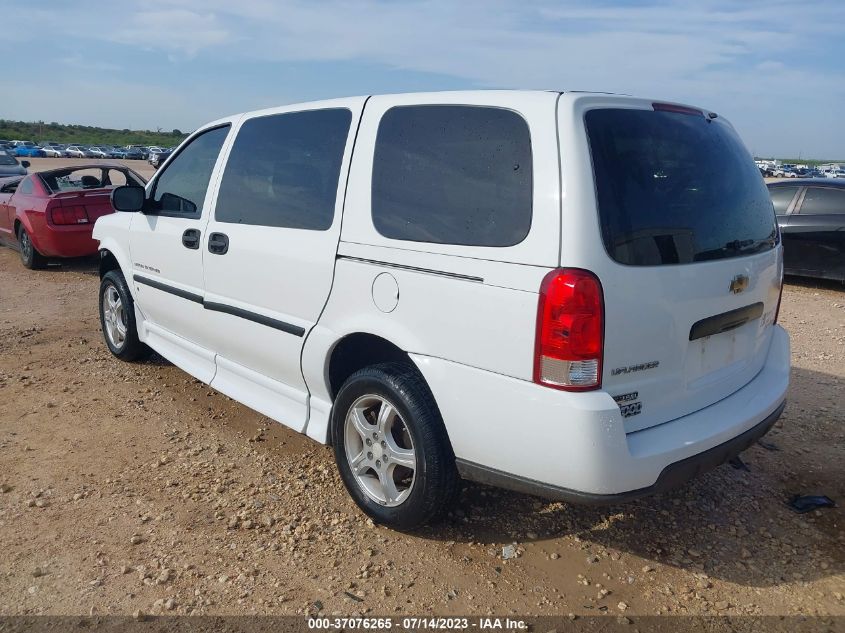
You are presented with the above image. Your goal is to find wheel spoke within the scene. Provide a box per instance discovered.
[376,401,396,436]
[349,450,370,475]
[349,406,372,440]
[378,468,401,504]
[387,445,415,470]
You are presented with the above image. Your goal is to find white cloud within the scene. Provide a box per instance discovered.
[4,0,844,155]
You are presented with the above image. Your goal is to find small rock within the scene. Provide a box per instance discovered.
[617,601,628,611]
[157,568,172,584]
[242,519,254,530]
[164,598,176,611]
[642,565,654,573]
[0,484,11,493]
[120,565,132,575]
[129,535,143,545]
[715,600,730,610]
[550,553,560,560]
[502,545,517,560]
[133,610,146,622]
[32,567,45,578]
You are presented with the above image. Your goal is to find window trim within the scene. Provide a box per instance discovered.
[370,104,534,249]
[767,184,803,216]
[214,108,353,231]
[147,123,231,220]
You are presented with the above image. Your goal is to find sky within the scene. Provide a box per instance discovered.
[2,0,844,158]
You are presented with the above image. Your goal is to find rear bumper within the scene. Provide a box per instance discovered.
[25,214,98,258]
[412,324,790,501]
[455,399,784,504]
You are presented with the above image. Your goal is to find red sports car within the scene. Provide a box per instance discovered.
[0,164,146,269]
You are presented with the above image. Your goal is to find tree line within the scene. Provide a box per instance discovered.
[0,120,190,147]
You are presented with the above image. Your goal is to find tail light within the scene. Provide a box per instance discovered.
[534,269,604,391]
[50,205,89,225]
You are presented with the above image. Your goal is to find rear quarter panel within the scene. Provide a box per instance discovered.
[303,91,562,442]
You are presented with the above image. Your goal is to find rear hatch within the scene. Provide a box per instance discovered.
[583,103,783,433]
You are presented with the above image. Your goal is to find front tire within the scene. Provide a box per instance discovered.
[18,226,46,270]
[99,270,151,361]
[331,362,460,529]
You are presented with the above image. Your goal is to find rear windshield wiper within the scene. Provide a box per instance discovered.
[695,237,775,261]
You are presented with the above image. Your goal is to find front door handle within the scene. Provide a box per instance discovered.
[182,228,201,249]
[208,232,229,255]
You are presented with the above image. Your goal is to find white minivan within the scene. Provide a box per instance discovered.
[94,91,789,528]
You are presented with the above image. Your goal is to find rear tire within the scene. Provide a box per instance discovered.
[99,270,152,361]
[17,226,46,270]
[331,362,460,529]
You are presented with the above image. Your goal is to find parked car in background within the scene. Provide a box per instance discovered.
[0,163,146,269]
[126,145,149,160]
[96,91,789,528]
[0,150,29,176]
[41,144,67,158]
[149,148,172,168]
[87,146,110,159]
[824,168,845,179]
[769,179,845,282]
[122,147,145,160]
[146,147,166,164]
[65,145,92,158]
[108,147,129,159]
[14,145,46,158]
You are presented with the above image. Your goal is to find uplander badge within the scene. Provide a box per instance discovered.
[611,361,659,376]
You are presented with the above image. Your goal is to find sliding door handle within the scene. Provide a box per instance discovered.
[182,228,201,249]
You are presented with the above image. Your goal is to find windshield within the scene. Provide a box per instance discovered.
[586,108,778,266]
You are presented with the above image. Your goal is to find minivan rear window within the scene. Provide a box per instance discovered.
[585,108,778,266]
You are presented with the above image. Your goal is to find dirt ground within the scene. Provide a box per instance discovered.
[0,237,843,618]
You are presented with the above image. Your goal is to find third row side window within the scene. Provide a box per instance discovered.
[215,109,352,230]
[371,105,533,247]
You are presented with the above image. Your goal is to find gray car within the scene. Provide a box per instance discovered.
[0,150,28,177]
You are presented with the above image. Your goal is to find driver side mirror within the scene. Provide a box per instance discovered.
[21,160,30,168]
[111,185,146,212]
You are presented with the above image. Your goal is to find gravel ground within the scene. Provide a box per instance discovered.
[0,246,842,619]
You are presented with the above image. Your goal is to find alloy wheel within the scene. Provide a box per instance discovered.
[344,394,417,507]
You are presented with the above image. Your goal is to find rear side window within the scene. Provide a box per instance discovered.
[586,108,778,266]
[19,177,33,195]
[769,186,800,214]
[216,109,352,230]
[372,105,532,247]
[799,187,845,215]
